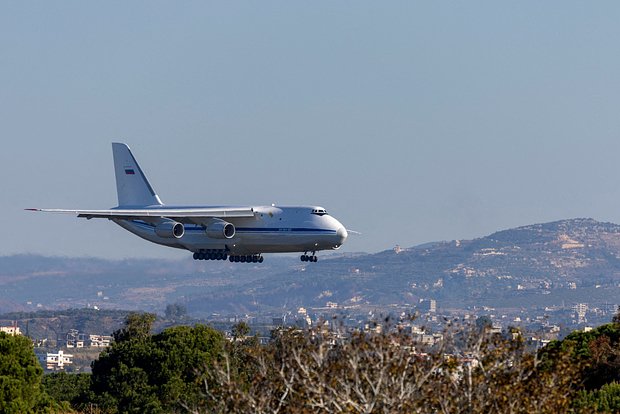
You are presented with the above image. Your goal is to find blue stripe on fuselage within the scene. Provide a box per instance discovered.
[235,227,336,234]
[128,221,336,234]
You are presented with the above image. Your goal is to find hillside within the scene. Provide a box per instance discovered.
[184,218,620,314]
[2,218,620,317]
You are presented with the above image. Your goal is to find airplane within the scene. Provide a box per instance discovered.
[27,143,348,263]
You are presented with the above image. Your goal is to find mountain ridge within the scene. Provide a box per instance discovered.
[3,218,620,318]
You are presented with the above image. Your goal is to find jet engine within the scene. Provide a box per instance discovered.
[154,220,185,239]
[205,219,235,239]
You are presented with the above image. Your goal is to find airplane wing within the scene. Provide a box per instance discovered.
[26,207,255,222]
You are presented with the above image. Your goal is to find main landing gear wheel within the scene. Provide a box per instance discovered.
[301,253,318,262]
[192,249,229,261]
[228,254,264,264]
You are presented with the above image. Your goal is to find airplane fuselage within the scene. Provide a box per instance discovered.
[114,205,347,255]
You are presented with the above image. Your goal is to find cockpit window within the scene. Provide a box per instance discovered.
[311,209,328,216]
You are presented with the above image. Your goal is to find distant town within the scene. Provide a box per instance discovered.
[0,293,615,373]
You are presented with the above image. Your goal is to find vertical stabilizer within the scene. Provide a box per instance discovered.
[112,143,163,207]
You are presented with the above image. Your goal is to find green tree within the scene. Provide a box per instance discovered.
[112,312,156,342]
[0,332,46,413]
[91,312,160,413]
[41,372,92,411]
[475,315,493,332]
[544,321,620,390]
[231,322,250,340]
[612,306,620,325]
[574,382,620,412]
[226,322,259,389]
[152,325,226,411]
[164,303,187,321]
[91,313,225,413]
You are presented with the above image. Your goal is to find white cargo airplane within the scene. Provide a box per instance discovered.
[28,143,348,263]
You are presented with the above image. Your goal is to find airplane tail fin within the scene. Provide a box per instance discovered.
[112,143,163,207]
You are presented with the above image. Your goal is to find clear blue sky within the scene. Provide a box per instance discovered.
[3,2,620,259]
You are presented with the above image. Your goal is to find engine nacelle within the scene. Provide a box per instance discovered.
[155,220,185,239]
[205,219,235,239]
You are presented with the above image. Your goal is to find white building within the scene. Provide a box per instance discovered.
[0,325,21,336]
[64,329,86,348]
[574,303,588,324]
[46,350,73,371]
[89,334,112,347]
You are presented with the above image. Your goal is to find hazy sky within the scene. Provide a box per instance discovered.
[3,2,620,259]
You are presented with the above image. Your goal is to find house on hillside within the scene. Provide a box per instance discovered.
[0,323,21,336]
[63,329,86,348]
[60,329,112,348]
[44,350,73,371]
[89,334,112,347]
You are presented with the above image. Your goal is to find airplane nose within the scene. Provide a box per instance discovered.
[336,226,348,244]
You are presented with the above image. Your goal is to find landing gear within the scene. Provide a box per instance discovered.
[228,254,264,264]
[301,252,318,263]
[192,249,228,261]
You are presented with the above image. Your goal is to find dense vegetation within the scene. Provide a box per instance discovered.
[0,332,68,413]
[7,312,620,412]
[90,313,225,413]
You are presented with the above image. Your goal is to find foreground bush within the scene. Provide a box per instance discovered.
[199,324,580,414]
